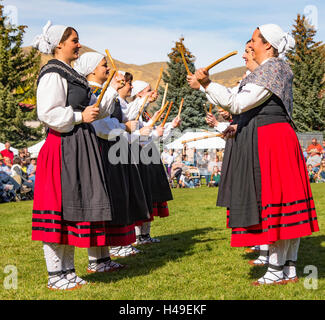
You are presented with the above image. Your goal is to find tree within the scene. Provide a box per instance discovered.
[154,38,208,131]
[0,3,43,148]
[286,14,325,132]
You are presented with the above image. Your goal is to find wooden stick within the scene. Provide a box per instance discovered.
[205,51,238,71]
[177,98,184,117]
[93,69,116,108]
[150,101,169,128]
[181,133,223,144]
[154,67,163,91]
[209,104,213,113]
[160,83,169,108]
[161,101,173,127]
[135,95,149,121]
[178,45,191,75]
[105,49,117,70]
[105,49,126,87]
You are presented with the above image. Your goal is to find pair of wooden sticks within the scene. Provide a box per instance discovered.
[149,97,184,128]
[177,44,237,75]
[135,67,184,126]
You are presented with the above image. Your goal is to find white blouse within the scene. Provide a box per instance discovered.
[120,96,148,123]
[202,59,272,115]
[37,72,118,133]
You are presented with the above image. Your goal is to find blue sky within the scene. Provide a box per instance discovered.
[2,0,324,71]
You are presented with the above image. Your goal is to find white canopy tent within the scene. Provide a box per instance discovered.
[165,131,225,150]
[27,139,45,157]
[0,142,18,155]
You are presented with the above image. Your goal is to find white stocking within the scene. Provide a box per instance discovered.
[141,222,151,236]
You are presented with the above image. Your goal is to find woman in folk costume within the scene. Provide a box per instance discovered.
[188,24,319,285]
[127,81,181,245]
[32,22,124,290]
[198,41,270,267]
[107,71,156,256]
[74,54,152,259]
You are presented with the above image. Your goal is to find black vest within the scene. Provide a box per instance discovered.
[37,59,91,112]
[111,99,123,123]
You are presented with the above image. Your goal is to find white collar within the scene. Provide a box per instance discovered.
[88,81,103,88]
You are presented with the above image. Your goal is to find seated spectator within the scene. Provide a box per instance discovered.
[0,141,14,164]
[0,181,15,202]
[21,157,29,175]
[18,149,26,161]
[170,159,185,187]
[209,166,221,187]
[315,159,325,183]
[307,164,316,183]
[27,155,37,184]
[0,155,12,176]
[11,156,34,192]
[0,171,20,202]
[182,154,194,166]
[306,138,323,171]
[179,171,195,188]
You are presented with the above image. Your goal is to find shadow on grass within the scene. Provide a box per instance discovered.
[82,227,217,284]
[246,235,325,280]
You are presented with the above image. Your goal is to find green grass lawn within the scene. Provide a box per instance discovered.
[0,184,324,300]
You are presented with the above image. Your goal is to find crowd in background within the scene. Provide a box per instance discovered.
[162,137,325,188]
[1,136,324,202]
[304,138,325,183]
[161,147,223,188]
[0,141,36,203]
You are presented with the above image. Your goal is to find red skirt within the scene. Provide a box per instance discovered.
[135,201,169,226]
[230,123,319,247]
[107,224,136,246]
[32,130,112,248]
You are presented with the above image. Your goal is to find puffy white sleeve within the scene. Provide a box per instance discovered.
[37,73,83,133]
[204,82,272,114]
[122,97,148,122]
[214,122,230,133]
[92,117,126,140]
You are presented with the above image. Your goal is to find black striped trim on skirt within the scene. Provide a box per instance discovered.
[232,217,318,235]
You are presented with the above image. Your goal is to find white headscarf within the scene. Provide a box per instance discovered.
[32,20,67,54]
[131,80,149,97]
[258,24,295,58]
[74,52,105,77]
